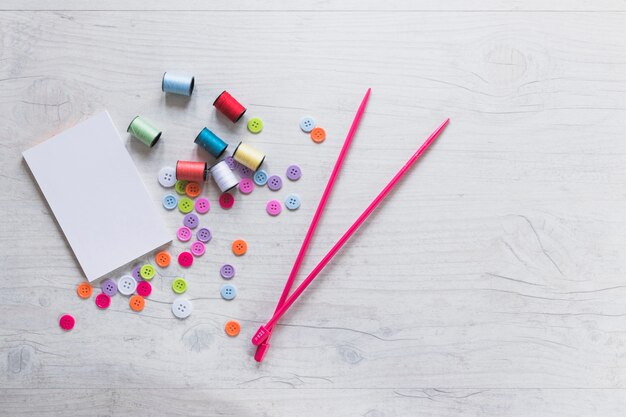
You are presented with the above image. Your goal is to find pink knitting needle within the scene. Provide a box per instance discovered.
[254,88,371,362]
[252,118,450,346]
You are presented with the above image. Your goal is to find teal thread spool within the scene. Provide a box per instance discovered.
[194,127,228,158]
[127,116,161,147]
[162,72,195,96]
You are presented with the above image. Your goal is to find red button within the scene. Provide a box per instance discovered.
[95,293,111,309]
[59,314,75,331]
[219,192,234,209]
[178,251,194,267]
[136,281,152,297]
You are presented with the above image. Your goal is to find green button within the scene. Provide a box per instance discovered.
[175,180,188,195]
[178,197,194,214]
[172,277,187,294]
[247,117,263,134]
[140,264,155,280]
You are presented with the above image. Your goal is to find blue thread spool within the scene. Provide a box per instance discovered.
[162,72,195,96]
[194,127,228,159]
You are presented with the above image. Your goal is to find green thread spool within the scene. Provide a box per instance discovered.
[127,116,162,147]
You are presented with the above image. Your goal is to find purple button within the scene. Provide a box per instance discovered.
[267,175,282,191]
[225,156,238,170]
[132,266,143,281]
[183,213,199,229]
[286,165,302,181]
[191,241,205,257]
[238,164,254,178]
[195,197,210,214]
[238,178,254,194]
[197,227,212,243]
[177,226,192,242]
[220,264,235,279]
[266,199,282,216]
[101,279,118,296]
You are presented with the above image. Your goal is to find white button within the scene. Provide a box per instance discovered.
[171,297,192,319]
[158,166,176,187]
[117,275,137,296]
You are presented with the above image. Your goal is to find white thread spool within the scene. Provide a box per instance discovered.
[210,160,239,192]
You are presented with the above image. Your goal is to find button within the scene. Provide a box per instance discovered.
[183,213,199,229]
[177,226,192,242]
[175,180,188,195]
[140,264,156,280]
[155,251,171,267]
[191,241,205,257]
[232,239,247,256]
[220,264,235,279]
[117,275,137,296]
[267,175,282,191]
[131,266,142,281]
[129,295,145,312]
[172,297,192,319]
[178,197,194,214]
[95,293,111,309]
[266,199,282,216]
[253,170,268,186]
[101,279,118,296]
[300,116,316,133]
[224,156,238,170]
[285,194,301,210]
[59,314,75,331]
[195,197,210,214]
[219,192,234,209]
[247,117,263,133]
[220,284,237,300]
[185,182,201,198]
[172,277,187,294]
[310,127,326,143]
[136,281,152,297]
[162,194,178,210]
[238,178,254,194]
[225,320,240,336]
[76,282,93,299]
[158,166,176,187]
[238,164,254,178]
[286,165,302,181]
[196,227,212,243]
[178,251,194,267]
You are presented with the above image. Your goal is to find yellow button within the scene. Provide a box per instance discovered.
[247,117,263,134]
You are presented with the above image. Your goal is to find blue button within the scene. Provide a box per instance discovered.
[253,170,268,186]
[220,284,237,300]
[300,116,316,133]
[162,194,178,210]
[285,194,301,210]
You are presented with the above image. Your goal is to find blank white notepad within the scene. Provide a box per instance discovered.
[23,111,171,282]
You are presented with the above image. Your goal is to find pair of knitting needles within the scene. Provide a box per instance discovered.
[252,88,449,360]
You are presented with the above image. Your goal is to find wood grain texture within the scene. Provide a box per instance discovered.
[2,1,626,416]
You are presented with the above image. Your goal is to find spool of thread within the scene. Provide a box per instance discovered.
[213,91,246,123]
[209,160,239,192]
[195,127,228,159]
[232,142,266,171]
[162,72,195,96]
[127,116,161,147]
[176,160,207,182]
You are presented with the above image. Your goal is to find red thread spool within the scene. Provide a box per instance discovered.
[213,91,246,123]
[176,160,207,182]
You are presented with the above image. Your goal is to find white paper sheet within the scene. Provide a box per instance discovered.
[23,111,171,282]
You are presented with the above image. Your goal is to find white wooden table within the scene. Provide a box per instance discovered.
[2,1,626,415]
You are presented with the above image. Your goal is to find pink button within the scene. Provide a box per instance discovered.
[219,193,234,209]
[95,293,111,309]
[238,178,254,194]
[59,314,75,331]
[266,200,282,216]
[191,241,205,257]
[178,251,194,267]
[177,226,192,242]
[195,197,210,214]
[136,281,152,297]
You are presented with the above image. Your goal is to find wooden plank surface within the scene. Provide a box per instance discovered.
[2,2,626,416]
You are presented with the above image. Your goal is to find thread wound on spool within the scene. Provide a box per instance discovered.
[176,160,207,182]
[127,116,161,147]
[162,72,195,96]
[233,142,266,171]
[213,91,246,123]
[194,127,228,159]
[210,160,239,192]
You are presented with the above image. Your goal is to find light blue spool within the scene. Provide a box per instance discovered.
[162,72,195,96]
[194,127,228,158]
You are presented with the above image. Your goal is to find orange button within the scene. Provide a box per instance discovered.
[76,282,92,299]
[130,295,145,312]
[225,320,240,337]
[155,251,171,267]
[310,127,326,143]
[232,239,247,256]
[185,182,201,198]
